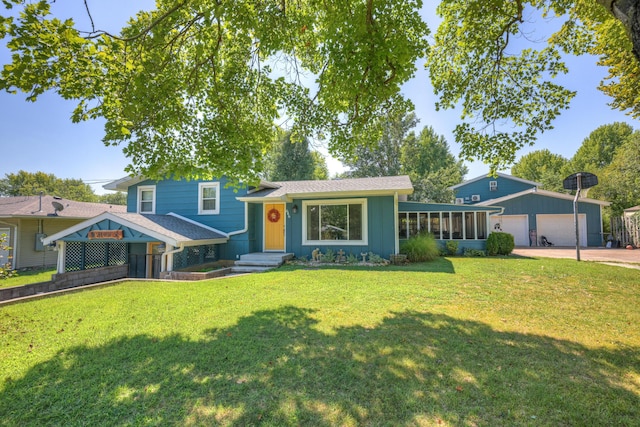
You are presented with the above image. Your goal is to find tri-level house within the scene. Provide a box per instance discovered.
[450,172,610,247]
[43,175,501,281]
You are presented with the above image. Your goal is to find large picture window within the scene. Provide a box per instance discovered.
[198,182,220,215]
[137,185,156,214]
[303,199,367,245]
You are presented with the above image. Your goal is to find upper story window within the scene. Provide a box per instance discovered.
[198,182,220,215]
[138,185,156,214]
[302,199,367,245]
[489,180,498,191]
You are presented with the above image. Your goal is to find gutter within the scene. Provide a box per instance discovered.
[394,192,399,255]
[162,243,185,273]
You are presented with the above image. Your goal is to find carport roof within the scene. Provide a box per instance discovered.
[42,212,229,248]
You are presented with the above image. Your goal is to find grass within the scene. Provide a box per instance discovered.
[0,267,55,289]
[1,257,639,426]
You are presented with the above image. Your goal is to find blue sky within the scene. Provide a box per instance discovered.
[0,2,636,194]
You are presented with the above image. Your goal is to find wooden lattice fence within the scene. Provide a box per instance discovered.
[610,215,640,247]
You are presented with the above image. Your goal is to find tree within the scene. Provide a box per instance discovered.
[344,113,466,203]
[342,112,418,178]
[401,126,468,202]
[0,170,97,201]
[2,1,640,178]
[511,149,569,192]
[97,192,127,206]
[0,0,429,184]
[567,122,635,173]
[590,133,640,214]
[429,0,640,172]
[263,132,320,181]
[310,152,329,181]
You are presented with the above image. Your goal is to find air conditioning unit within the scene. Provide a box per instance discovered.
[489,181,498,191]
[455,197,464,204]
[471,194,481,202]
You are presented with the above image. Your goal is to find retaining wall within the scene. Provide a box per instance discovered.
[0,265,128,302]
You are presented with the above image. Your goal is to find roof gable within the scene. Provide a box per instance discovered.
[476,188,610,207]
[450,172,540,190]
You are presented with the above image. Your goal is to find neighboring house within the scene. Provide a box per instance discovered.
[43,175,502,279]
[451,173,610,247]
[0,195,126,270]
[623,205,640,217]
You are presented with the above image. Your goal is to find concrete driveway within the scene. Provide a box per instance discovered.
[512,247,640,265]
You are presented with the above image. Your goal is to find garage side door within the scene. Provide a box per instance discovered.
[536,214,587,247]
[0,228,10,268]
[490,215,529,246]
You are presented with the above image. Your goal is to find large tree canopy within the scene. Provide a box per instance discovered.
[0,0,428,183]
[1,0,639,180]
[511,149,569,193]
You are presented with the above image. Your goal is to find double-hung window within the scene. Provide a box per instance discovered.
[303,199,367,245]
[198,182,220,215]
[137,186,156,214]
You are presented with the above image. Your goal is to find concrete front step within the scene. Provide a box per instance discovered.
[232,252,294,273]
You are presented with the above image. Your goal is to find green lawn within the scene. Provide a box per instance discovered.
[0,267,55,289]
[1,257,638,426]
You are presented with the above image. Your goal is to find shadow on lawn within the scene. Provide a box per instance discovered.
[1,308,638,426]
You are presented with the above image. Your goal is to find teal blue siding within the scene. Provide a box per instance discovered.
[496,194,604,246]
[127,178,248,233]
[454,176,535,204]
[61,218,157,242]
[286,196,397,259]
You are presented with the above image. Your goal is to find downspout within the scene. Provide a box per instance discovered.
[228,201,249,236]
[162,243,184,274]
[0,220,18,270]
[394,192,399,255]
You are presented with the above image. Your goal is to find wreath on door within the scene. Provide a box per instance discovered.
[267,208,281,223]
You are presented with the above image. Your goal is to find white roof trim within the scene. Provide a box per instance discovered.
[476,188,610,206]
[42,212,229,247]
[449,172,541,190]
[103,176,147,191]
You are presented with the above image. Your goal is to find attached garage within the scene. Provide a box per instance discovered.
[537,214,587,247]
[490,214,529,246]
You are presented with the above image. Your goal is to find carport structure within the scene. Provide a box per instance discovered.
[43,212,228,279]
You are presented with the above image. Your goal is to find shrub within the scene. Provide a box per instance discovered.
[463,248,487,257]
[367,252,386,264]
[486,232,515,255]
[400,233,440,262]
[445,240,459,255]
[320,248,336,263]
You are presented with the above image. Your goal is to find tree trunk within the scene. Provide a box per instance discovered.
[599,0,640,61]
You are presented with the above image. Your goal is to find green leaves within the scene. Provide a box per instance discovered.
[0,0,429,183]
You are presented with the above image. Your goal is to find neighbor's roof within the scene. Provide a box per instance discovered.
[239,175,414,202]
[0,195,126,219]
[42,212,228,247]
[449,172,540,190]
[476,188,610,207]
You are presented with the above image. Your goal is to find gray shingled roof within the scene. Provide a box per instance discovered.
[243,175,413,199]
[111,213,228,242]
[0,195,126,218]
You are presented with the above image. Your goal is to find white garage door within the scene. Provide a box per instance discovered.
[537,214,587,247]
[490,215,529,246]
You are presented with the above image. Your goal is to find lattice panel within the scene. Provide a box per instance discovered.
[65,241,128,272]
[84,242,107,270]
[185,246,201,266]
[65,242,84,272]
[172,244,217,270]
[107,242,128,266]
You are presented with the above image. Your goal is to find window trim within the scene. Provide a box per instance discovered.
[302,198,368,246]
[198,182,220,215]
[137,185,156,214]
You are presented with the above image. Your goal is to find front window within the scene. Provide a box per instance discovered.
[198,182,220,214]
[303,199,367,245]
[138,186,156,214]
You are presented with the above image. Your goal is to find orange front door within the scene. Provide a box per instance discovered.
[265,203,285,251]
